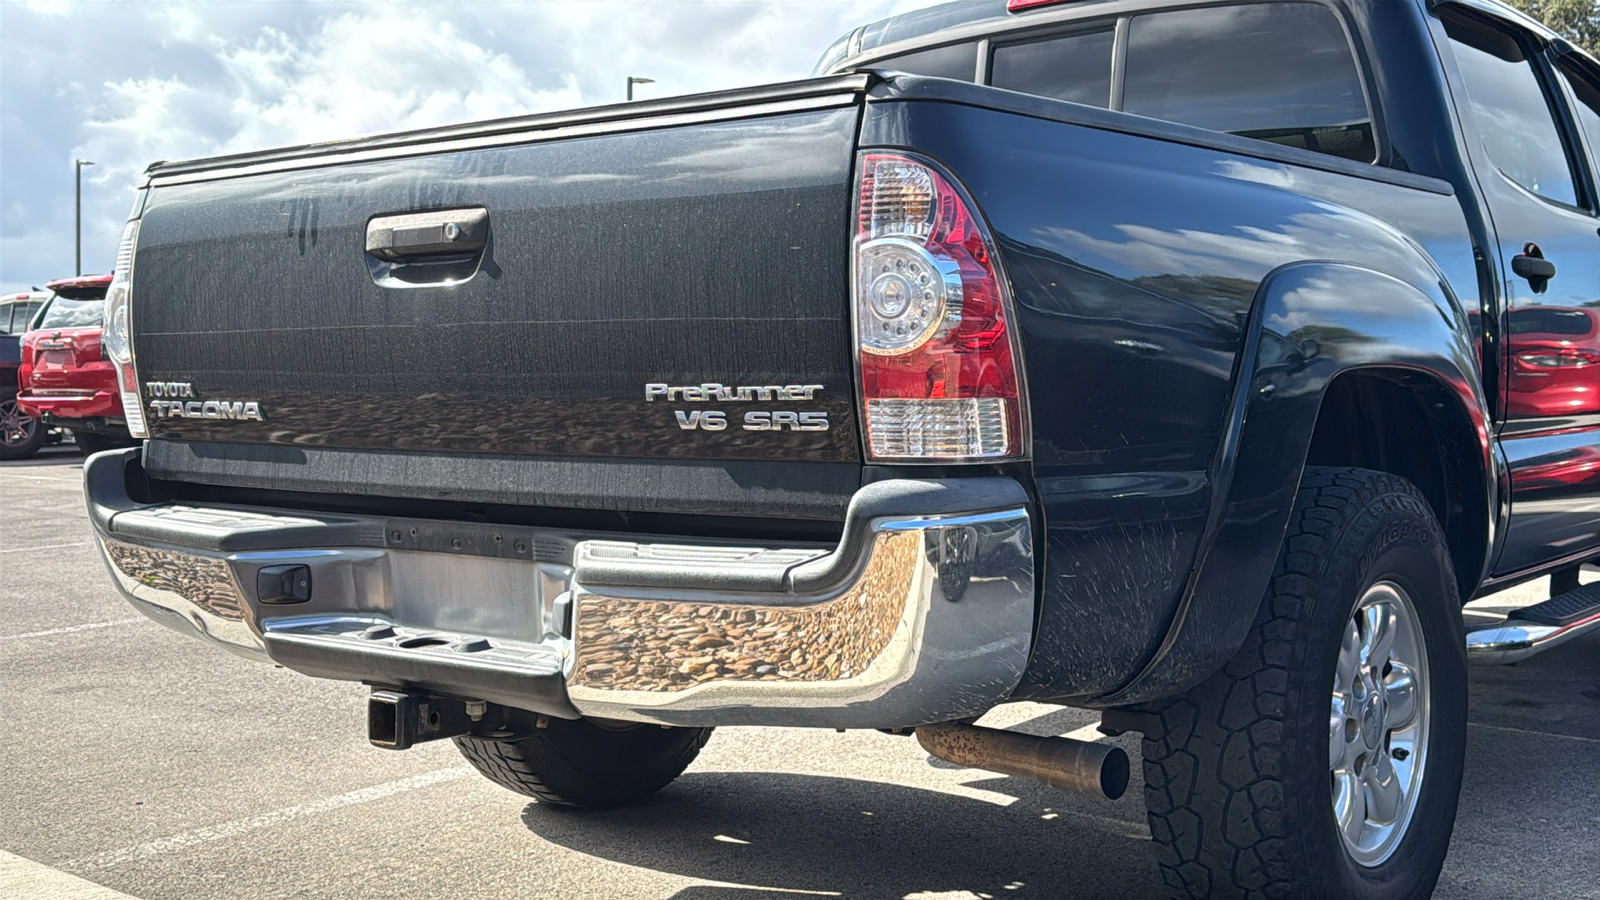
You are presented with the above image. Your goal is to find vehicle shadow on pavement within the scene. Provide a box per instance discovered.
[517,769,1162,900]
[0,446,84,468]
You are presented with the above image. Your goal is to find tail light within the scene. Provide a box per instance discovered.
[104,219,148,438]
[1516,348,1600,368]
[853,152,1028,460]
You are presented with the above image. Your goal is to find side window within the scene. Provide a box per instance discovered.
[1124,3,1375,162]
[1444,15,1579,207]
[991,29,1115,108]
[1557,57,1600,181]
[872,42,978,82]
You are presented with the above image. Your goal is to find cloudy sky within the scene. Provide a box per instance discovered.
[0,0,943,294]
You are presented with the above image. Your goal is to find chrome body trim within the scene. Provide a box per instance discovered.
[86,449,1036,728]
[97,535,270,663]
[1464,610,1600,664]
[565,507,1034,727]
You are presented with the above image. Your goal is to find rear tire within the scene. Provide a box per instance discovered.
[1141,467,1466,900]
[455,718,713,808]
[0,397,45,460]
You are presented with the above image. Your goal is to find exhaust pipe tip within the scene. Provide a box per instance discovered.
[916,722,1130,800]
[1099,745,1131,801]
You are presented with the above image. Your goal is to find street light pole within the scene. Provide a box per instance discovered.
[75,159,95,275]
[626,76,655,101]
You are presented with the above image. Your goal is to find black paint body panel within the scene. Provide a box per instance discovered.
[134,105,863,513]
[143,439,861,521]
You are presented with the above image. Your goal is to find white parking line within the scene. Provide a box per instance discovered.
[65,767,474,871]
[1470,721,1600,745]
[0,619,147,642]
[0,849,141,900]
[0,541,90,555]
[0,473,82,483]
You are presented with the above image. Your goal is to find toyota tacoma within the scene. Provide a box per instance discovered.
[86,1,1600,897]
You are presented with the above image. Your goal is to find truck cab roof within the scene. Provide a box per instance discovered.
[816,0,1585,76]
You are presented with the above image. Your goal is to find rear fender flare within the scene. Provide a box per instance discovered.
[1097,261,1491,705]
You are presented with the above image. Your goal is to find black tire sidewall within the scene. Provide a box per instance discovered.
[1296,489,1467,899]
[456,718,713,808]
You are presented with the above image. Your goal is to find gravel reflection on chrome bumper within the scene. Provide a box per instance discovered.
[85,448,1036,728]
[566,508,1034,727]
[98,536,266,662]
[573,533,918,690]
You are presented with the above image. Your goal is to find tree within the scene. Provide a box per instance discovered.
[1506,0,1600,55]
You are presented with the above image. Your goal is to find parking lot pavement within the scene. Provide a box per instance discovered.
[2,453,1597,900]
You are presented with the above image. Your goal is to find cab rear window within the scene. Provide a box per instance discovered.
[37,296,105,330]
[991,28,1114,107]
[934,1,1377,164]
[1124,4,1375,162]
[872,41,978,81]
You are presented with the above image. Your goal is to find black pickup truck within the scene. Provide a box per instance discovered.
[86,0,1600,896]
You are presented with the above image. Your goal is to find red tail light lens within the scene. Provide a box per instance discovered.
[853,153,1027,460]
[1517,348,1600,368]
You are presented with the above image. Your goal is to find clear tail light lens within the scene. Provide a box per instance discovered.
[853,153,1028,460]
[105,219,147,438]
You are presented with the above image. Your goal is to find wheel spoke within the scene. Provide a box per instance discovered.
[1334,769,1365,843]
[1330,693,1349,766]
[1361,599,1396,665]
[1363,753,1403,825]
[1338,619,1362,686]
[1385,663,1419,730]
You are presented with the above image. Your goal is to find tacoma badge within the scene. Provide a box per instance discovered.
[145,381,265,422]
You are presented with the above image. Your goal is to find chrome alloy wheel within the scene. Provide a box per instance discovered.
[1330,580,1430,867]
[1,398,38,447]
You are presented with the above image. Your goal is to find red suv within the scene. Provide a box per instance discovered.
[1506,306,1600,417]
[16,274,132,454]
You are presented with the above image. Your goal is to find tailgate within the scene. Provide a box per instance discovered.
[33,328,102,383]
[131,77,867,519]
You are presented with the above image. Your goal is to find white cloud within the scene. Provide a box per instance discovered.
[213,11,583,151]
[0,0,937,292]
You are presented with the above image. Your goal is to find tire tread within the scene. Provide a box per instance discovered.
[1141,467,1456,900]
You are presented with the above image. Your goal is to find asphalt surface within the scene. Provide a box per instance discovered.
[2,448,1598,900]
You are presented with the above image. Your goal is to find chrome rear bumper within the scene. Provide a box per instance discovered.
[86,449,1035,728]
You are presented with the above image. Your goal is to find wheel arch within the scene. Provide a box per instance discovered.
[1096,261,1492,705]
[1306,367,1491,605]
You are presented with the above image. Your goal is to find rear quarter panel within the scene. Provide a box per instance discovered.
[861,85,1483,700]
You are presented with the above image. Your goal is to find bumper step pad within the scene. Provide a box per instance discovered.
[264,619,572,716]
